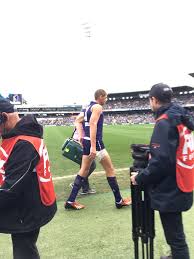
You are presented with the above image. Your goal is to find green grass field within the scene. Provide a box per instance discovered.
[0,125,193,259]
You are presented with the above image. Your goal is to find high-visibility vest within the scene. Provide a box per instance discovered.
[156,114,194,192]
[0,135,56,206]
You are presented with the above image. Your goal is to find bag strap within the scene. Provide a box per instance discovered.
[71,128,76,138]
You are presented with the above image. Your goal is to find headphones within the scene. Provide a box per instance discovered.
[0,113,7,125]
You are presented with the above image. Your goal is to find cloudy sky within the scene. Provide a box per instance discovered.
[0,0,194,105]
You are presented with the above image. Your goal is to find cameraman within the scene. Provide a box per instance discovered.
[131,83,194,259]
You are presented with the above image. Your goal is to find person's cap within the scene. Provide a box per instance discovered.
[0,96,15,113]
[149,83,173,102]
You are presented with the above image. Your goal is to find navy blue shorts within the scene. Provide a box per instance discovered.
[83,139,105,156]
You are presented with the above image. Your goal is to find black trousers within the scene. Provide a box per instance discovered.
[159,212,190,259]
[11,228,40,259]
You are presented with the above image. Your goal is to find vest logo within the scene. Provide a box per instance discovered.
[177,124,194,192]
[0,160,6,170]
[181,129,194,161]
[0,136,56,205]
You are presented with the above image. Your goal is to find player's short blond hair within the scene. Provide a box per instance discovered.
[94,89,107,100]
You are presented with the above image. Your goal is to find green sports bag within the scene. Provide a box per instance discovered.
[62,138,83,164]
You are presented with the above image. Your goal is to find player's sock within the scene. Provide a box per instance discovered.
[81,161,96,192]
[107,176,122,203]
[67,175,85,202]
[81,177,90,192]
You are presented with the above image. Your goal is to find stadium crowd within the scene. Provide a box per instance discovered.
[104,113,155,124]
[36,93,193,126]
[104,99,150,110]
[37,112,176,126]
[37,117,75,126]
[104,95,194,110]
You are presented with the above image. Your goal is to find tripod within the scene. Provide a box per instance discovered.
[130,144,155,259]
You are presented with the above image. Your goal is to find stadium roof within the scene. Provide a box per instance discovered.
[172,85,194,91]
[108,85,194,99]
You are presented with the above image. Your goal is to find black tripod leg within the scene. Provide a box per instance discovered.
[131,185,140,259]
[142,241,145,259]
[146,243,149,259]
[145,189,155,259]
[134,238,139,259]
[130,167,141,259]
[150,239,154,259]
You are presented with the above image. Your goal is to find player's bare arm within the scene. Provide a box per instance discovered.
[75,112,84,144]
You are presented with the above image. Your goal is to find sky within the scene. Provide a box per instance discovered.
[0,0,194,105]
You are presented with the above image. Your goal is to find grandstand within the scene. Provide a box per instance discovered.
[16,104,82,126]
[103,85,194,125]
[16,85,194,126]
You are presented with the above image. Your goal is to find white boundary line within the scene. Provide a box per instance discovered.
[53,167,129,181]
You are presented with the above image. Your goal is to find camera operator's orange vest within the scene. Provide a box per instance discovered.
[0,135,56,206]
[156,114,194,192]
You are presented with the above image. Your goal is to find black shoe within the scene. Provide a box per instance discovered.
[79,188,96,195]
[69,183,96,195]
[160,256,172,259]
